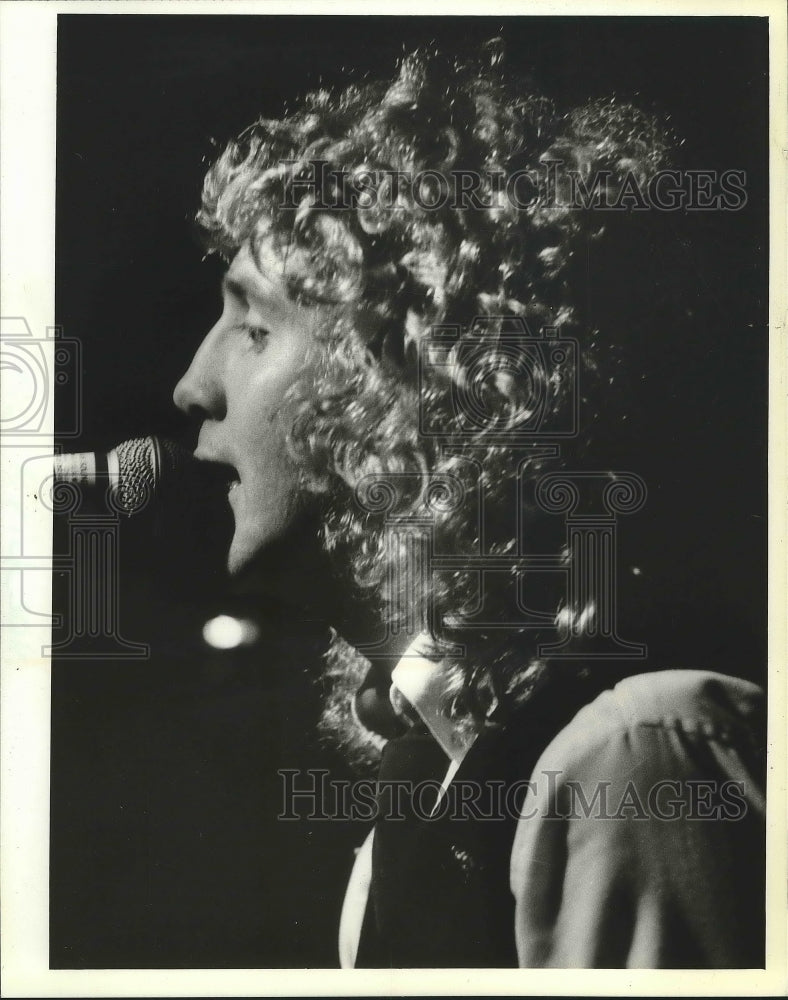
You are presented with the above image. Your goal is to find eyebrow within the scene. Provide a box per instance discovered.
[221,274,249,302]
[221,266,287,312]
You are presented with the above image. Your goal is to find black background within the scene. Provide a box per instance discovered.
[52,15,768,968]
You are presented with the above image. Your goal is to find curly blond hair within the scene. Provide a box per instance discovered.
[196,41,670,760]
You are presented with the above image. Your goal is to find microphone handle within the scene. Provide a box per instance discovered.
[53,449,119,487]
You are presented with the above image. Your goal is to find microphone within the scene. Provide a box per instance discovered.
[52,436,192,514]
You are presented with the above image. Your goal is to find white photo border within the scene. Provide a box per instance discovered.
[1,1,785,996]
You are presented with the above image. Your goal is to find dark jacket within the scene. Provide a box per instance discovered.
[343,669,765,968]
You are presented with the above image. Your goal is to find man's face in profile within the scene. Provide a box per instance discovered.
[173,241,327,576]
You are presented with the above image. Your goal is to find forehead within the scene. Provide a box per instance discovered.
[222,239,349,333]
[223,242,290,302]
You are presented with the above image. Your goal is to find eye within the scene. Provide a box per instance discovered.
[239,323,270,345]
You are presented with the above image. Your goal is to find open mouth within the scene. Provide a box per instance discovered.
[198,458,240,495]
[219,464,241,495]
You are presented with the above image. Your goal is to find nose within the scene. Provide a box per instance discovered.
[173,325,226,420]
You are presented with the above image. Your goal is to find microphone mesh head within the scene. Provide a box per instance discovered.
[115,436,189,513]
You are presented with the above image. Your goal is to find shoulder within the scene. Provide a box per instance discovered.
[509,668,766,897]
[535,668,764,779]
[509,669,766,966]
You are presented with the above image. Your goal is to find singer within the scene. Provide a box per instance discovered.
[170,41,765,968]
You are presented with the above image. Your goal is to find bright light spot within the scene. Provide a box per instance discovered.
[631,566,642,576]
[202,614,260,650]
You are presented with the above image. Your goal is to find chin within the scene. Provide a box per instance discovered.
[223,519,267,576]
[226,548,249,579]
[226,535,270,579]
[224,518,296,580]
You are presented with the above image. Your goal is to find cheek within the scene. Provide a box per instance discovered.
[235,390,298,491]
[228,336,318,481]
[231,369,289,446]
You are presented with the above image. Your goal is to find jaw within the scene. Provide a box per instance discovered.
[224,501,343,618]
